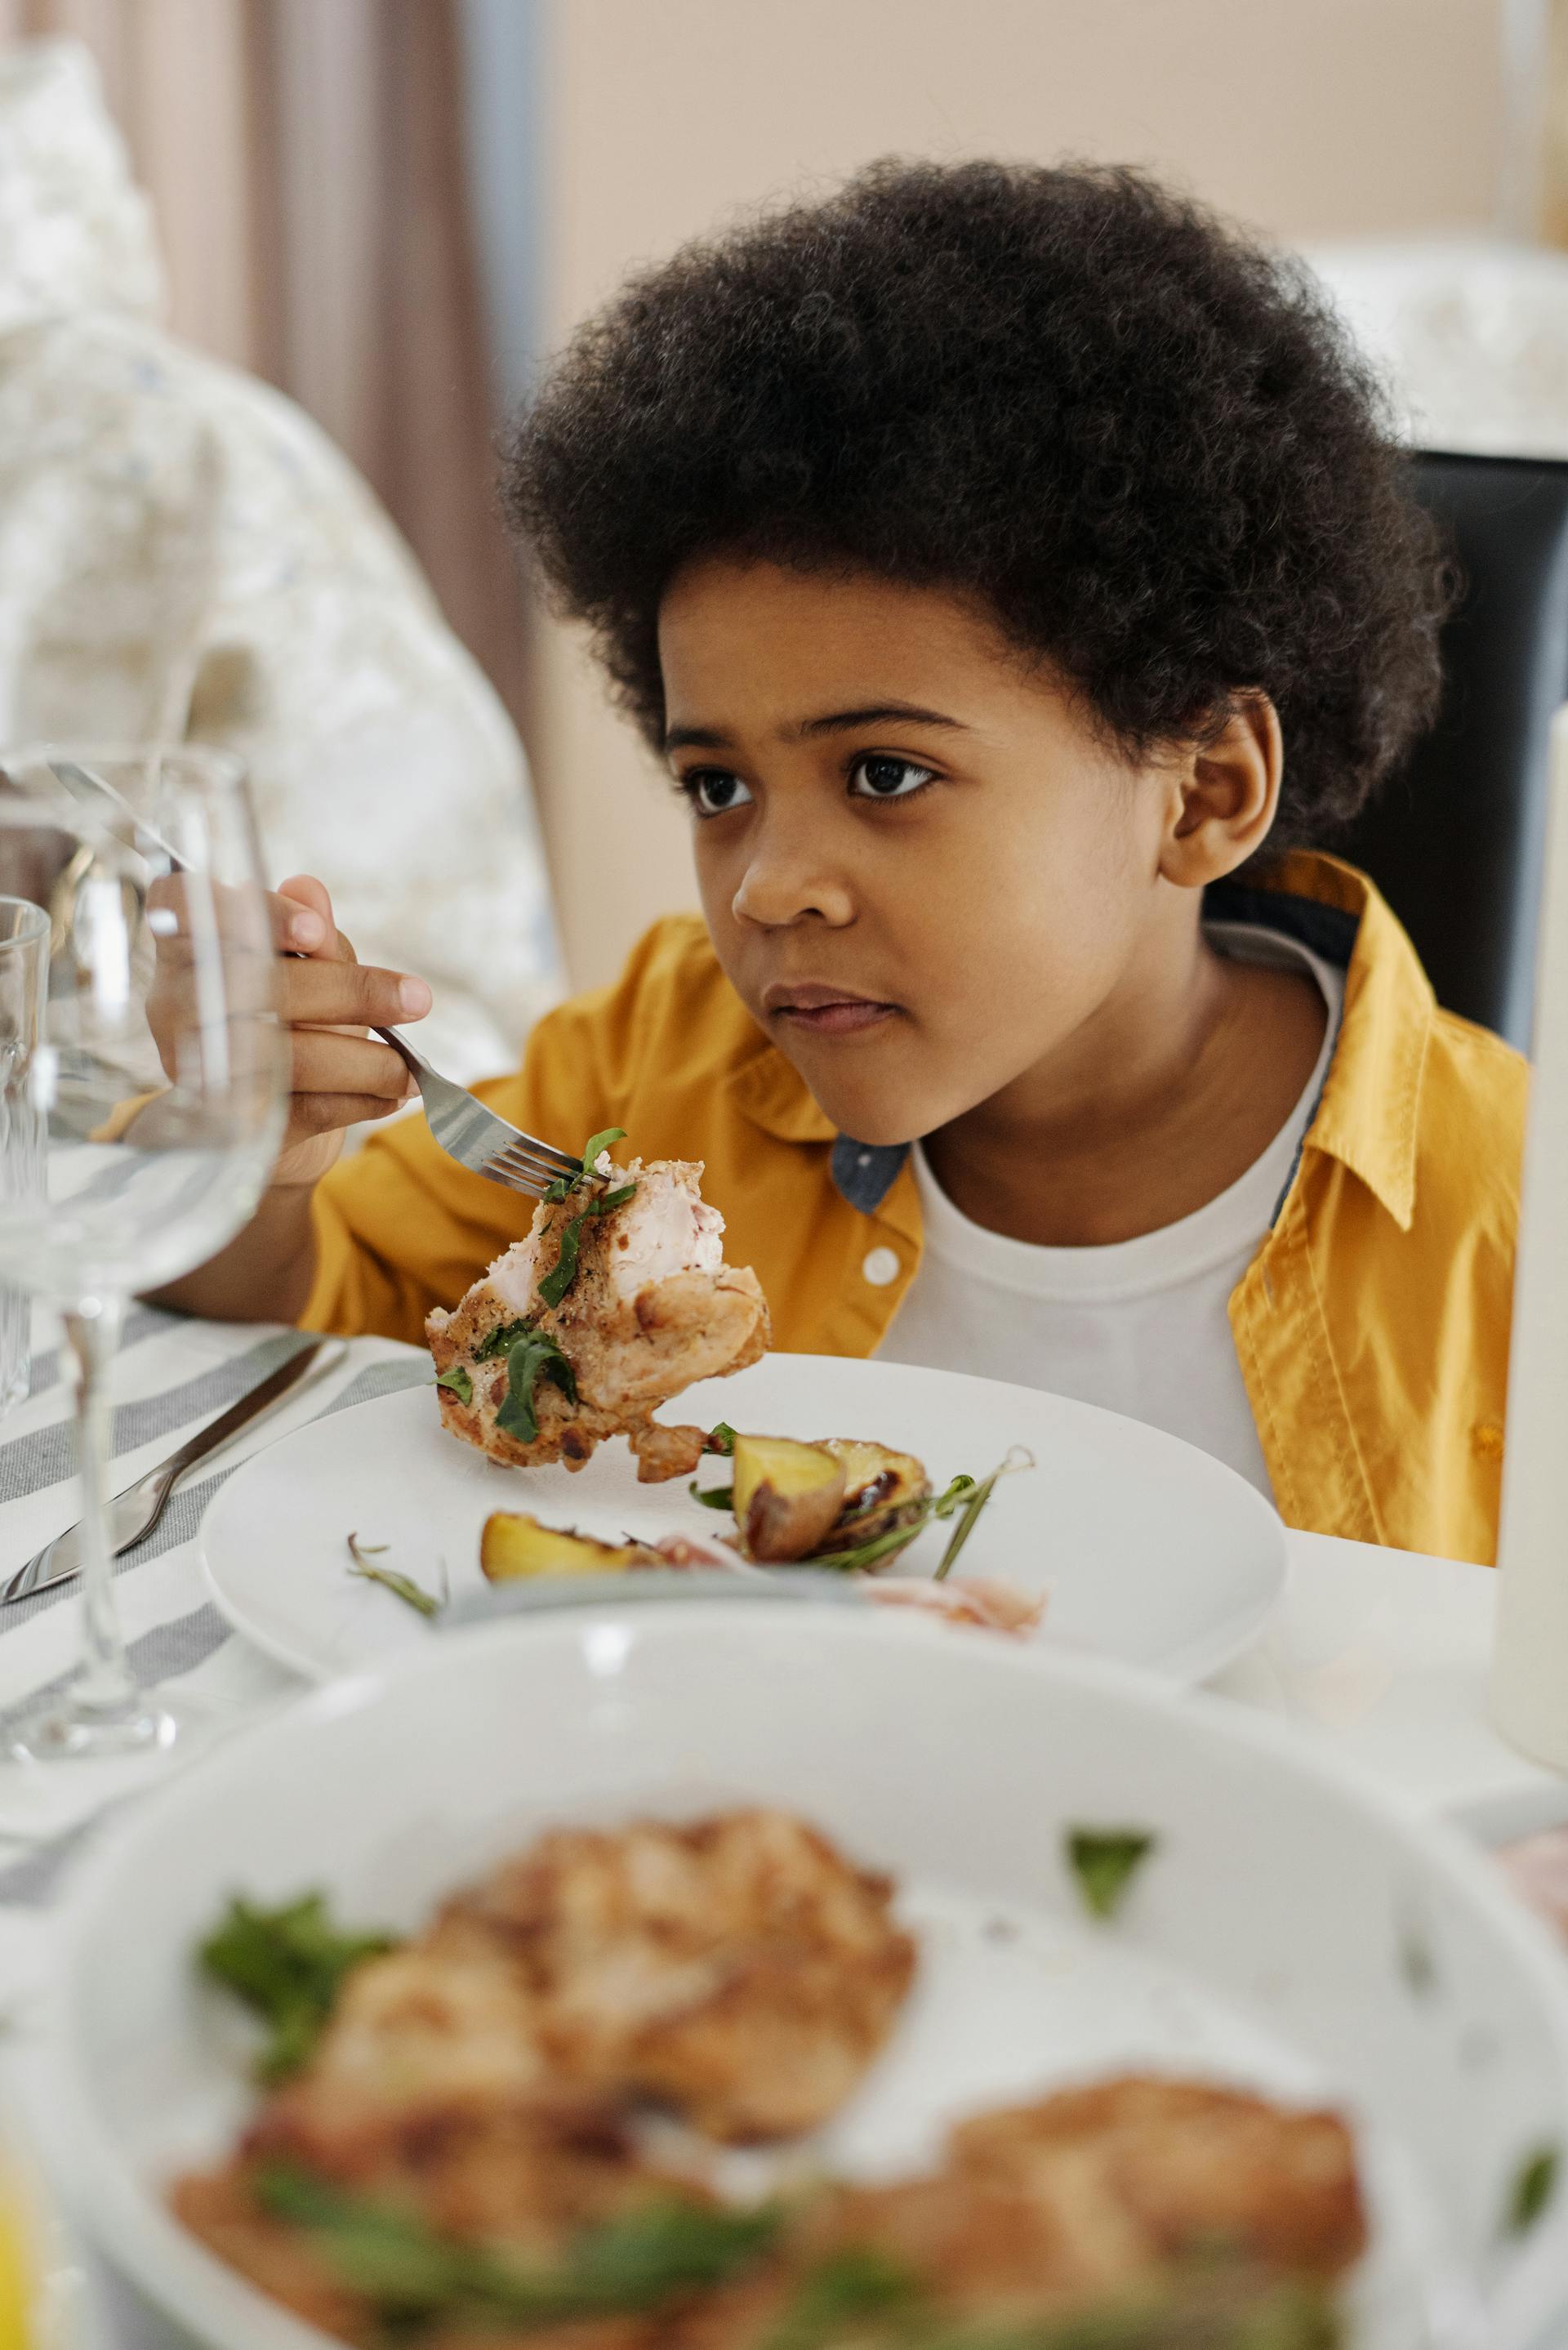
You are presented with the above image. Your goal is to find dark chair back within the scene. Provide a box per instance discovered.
[1329,452,1568,1048]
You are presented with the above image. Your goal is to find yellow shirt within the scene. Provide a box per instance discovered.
[304,853,1526,1567]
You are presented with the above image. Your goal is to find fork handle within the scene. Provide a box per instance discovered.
[373,1024,433,1079]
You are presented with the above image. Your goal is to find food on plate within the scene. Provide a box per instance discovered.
[200,1893,395,2085]
[479,1514,656,1582]
[697,1438,1032,1579]
[859,1573,1046,1636]
[428,1135,769,1483]
[174,1809,1364,2347]
[345,1533,445,1617]
[1066,1826,1160,1922]
[729,1434,848,1562]
[819,1438,931,1544]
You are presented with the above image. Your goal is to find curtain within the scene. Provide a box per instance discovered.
[0,0,534,749]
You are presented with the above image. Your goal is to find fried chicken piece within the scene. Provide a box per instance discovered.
[950,2077,1366,2278]
[443,1809,917,2141]
[429,1156,768,1481]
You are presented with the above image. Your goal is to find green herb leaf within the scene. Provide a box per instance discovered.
[689,1481,736,1512]
[580,1126,628,1173]
[1506,2143,1560,2237]
[537,1184,639,1312]
[544,1127,631,1204]
[434,1364,473,1407]
[256,2166,782,2325]
[347,1532,444,1620]
[473,1316,534,1364]
[495,1328,578,1445]
[764,2250,923,2350]
[707,1422,738,1456]
[1066,1828,1158,1923]
[200,1897,394,2084]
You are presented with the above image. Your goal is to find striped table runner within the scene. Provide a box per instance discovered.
[0,1306,429,1943]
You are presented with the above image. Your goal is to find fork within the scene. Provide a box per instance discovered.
[44,757,582,1202]
[373,1028,581,1198]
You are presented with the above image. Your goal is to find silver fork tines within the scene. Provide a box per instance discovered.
[375,1029,579,1198]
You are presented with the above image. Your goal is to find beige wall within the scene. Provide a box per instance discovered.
[533,0,1512,989]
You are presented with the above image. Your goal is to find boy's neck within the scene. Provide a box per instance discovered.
[922,916,1327,1250]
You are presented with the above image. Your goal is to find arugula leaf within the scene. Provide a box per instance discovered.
[1505,2143,1560,2237]
[473,1316,534,1364]
[200,1896,394,2084]
[434,1364,473,1407]
[1066,1828,1158,1923]
[690,1481,737,1512]
[537,1184,639,1312]
[256,2166,782,2324]
[495,1328,578,1445]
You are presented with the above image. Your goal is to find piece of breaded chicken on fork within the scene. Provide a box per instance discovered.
[428,1153,769,1482]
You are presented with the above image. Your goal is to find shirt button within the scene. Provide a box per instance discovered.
[862,1246,901,1287]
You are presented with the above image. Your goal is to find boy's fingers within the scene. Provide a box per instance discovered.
[275,874,345,959]
[278,956,431,1031]
[287,1090,411,1139]
[291,1031,413,1101]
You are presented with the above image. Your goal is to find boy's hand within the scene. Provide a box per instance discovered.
[268,876,432,1189]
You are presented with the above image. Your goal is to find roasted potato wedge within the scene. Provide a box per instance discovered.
[479,1513,654,1581]
[816,1439,931,1548]
[731,1434,847,1563]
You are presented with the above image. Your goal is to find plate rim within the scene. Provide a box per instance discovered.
[198,1355,1289,1687]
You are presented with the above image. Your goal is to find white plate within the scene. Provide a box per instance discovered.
[199,1352,1286,1683]
[29,1609,1568,2350]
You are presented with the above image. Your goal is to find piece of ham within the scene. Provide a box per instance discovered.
[428,1156,769,1482]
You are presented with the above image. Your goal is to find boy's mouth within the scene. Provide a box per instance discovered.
[763,981,899,1037]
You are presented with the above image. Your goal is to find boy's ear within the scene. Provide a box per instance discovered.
[1157,695,1283,889]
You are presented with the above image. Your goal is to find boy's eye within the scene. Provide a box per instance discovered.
[849,755,936,801]
[684,770,754,818]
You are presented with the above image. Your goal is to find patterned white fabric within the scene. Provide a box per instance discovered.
[0,39,563,1079]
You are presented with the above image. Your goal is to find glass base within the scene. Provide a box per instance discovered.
[7,1683,211,1767]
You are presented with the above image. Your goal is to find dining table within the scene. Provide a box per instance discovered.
[0,1300,1562,2346]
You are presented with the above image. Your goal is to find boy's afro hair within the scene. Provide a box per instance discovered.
[503,159,1450,841]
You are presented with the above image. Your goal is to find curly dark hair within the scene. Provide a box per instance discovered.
[503,159,1450,842]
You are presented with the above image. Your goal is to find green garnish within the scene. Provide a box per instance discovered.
[543,1126,629,1206]
[764,2250,922,2350]
[707,1421,738,1456]
[538,1184,639,1312]
[256,2166,782,2324]
[691,1481,737,1511]
[346,1532,444,1619]
[199,1896,394,2083]
[434,1363,473,1407]
[495,1327,579,1444]
[473,1316,534,1364]
[1066,1828,1158,1922]
[1505,2143,1560,2237]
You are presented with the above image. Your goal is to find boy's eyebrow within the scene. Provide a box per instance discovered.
[792,702,968,739]
[663,701,968,754]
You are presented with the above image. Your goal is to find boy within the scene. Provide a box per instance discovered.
[163,162,1521,1566]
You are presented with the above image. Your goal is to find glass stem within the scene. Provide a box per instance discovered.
[64,1293,134,1717]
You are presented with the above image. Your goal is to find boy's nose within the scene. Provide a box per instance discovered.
[732,854,855,930]
[731,824,855,930]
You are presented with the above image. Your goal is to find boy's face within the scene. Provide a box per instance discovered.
[659,556,1212,1148]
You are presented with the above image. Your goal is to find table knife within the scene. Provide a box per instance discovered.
[0,1336,349,1606]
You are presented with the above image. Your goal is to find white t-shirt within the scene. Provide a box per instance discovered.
[878,928,1345,1499]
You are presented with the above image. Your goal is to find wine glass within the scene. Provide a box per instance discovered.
[0,745,287,1763]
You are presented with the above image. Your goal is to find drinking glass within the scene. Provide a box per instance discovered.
[0,900,48,1419]
[0,746,287,1763]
